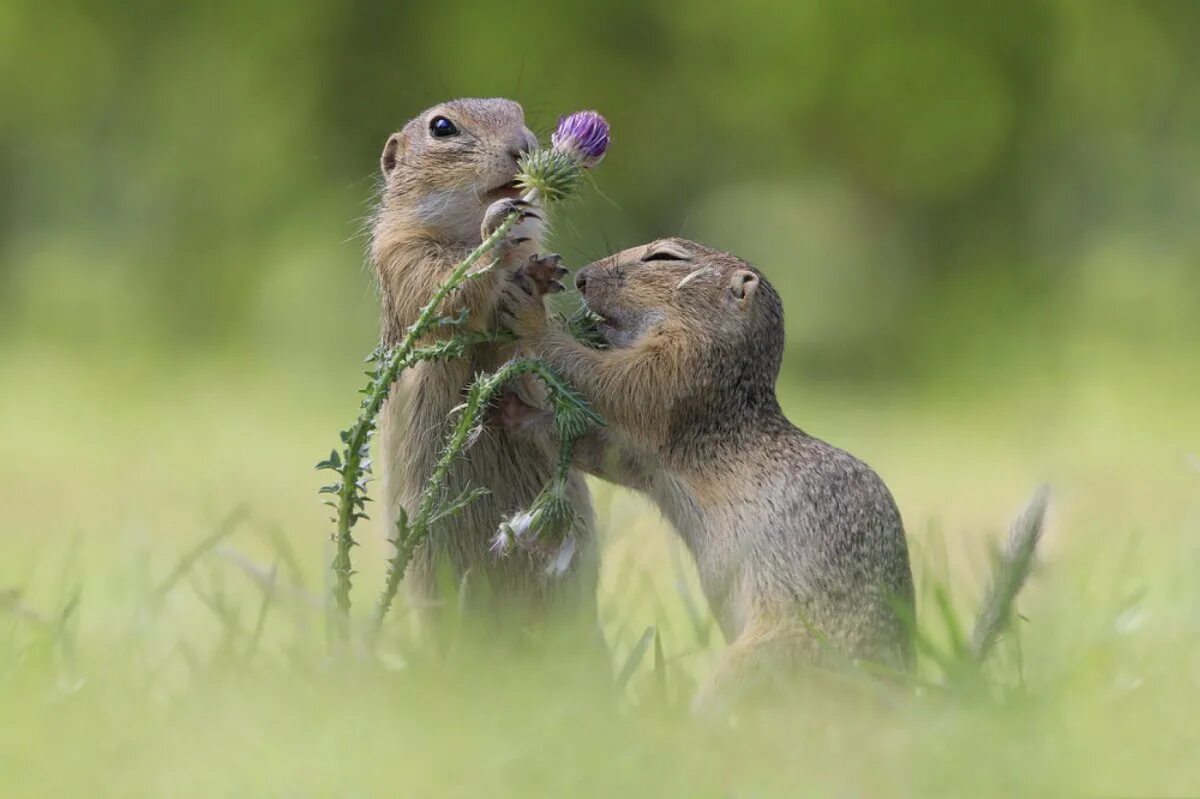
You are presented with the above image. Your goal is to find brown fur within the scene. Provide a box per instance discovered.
[500,239,914,705]
[371,99,596,626]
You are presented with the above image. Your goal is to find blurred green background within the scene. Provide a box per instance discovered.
[4,0,1198,376]
[2,0,1198,574]
[2,2,1200,795]
[3,0,1199,607]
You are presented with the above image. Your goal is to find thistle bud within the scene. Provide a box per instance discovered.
[550,111,610,169]
[505,510,536,543]
[490,485,577,566]
[515,110,610,203]
[490,519,517,557]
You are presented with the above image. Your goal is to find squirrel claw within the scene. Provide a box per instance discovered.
[520,253,568,296]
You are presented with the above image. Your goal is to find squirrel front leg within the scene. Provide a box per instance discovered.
[498,263,684,447]
[382,201,547,337]
[492,391,654,492]
[443,198,547,331]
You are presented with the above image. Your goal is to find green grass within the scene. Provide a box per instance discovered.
[2,343,1198,797]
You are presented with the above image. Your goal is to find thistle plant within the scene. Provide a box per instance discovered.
[566,305,610,350]
[374,358,602,629]
[489,358,601,572]
[318,110,610,637]
[491,438,580,576]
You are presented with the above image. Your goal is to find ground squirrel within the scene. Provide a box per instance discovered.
[371,98,595,622]
[498,239,915,700]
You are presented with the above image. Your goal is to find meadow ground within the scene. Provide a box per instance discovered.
[1,342,1197,797]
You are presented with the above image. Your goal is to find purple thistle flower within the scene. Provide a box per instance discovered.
[551,110,610,168]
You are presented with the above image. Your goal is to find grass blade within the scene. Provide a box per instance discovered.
[244,561,278,662]
[970,485,1050,661]
[149,506,248,610]
[617,625,656,690]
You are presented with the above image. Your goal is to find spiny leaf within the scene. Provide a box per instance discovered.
[428,485,491,527]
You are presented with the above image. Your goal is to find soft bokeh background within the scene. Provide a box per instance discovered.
[2,2,1199,795]
[3,0,1197,565]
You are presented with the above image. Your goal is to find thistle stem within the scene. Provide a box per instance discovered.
[372,357,601,631]
[325,211,520,637]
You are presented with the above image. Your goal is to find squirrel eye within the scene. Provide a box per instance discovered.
[643,250,685,262]
[428,116,459,138]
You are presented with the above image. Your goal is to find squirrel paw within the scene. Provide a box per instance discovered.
[482,198,545,263]
[487,390,553,432]
[497,253,567,334]
[514,253,568,298]
[497,271,546,336]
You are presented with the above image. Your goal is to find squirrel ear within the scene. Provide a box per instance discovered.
[727,269,759,308]
[381,132,406,175]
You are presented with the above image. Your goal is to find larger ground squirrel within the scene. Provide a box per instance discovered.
[371,98,596,622]
[498,239,915,700]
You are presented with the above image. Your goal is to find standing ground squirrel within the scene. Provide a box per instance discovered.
[371,98,596,623]
[498,239,915,701]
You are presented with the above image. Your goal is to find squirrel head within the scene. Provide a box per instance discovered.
[576,238,785,387]
[377,98,537,242]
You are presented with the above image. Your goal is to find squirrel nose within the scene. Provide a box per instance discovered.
[508,134,533,164]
